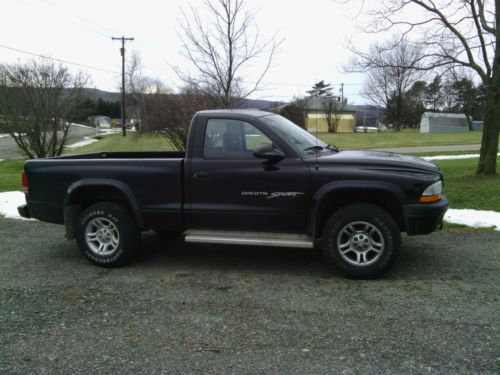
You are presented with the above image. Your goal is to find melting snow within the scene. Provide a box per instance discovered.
[422,153,500,161]
[0,191,36,221]
[65,136,98,149]
[445,208,500,231]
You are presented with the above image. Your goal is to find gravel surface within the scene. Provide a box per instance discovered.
[0,219,498,374]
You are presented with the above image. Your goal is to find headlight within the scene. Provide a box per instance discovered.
[419,180,443,203]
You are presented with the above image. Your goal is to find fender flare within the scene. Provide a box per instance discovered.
[309,180,406,238]
[64,178,144,232]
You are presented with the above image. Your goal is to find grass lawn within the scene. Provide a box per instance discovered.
[319,129,483,150]
[435,156,500,212]
[66,133,176,154]
[69,130,484,154]
[0,159,25,192]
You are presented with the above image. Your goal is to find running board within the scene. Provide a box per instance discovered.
[184,230,314,249]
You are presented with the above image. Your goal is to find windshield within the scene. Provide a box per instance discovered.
[260,114,328,155]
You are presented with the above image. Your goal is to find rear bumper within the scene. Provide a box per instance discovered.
[404,196,449,235]
[18,204,31,219]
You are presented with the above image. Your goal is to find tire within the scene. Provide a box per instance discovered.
[321,203,400,278]
[75,202,139,267]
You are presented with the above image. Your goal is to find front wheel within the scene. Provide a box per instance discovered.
[321,204,401,278]
[76,202,139,267]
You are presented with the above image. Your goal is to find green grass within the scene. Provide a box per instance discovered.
[0,159,25,192]
[66,133,176,154]
[318,129,483,150]
[71,130,483,154]
[435,156,500,212]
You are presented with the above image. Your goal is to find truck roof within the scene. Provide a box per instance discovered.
[195,109,273,118]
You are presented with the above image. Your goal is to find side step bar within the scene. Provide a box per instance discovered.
[184,230,314,249]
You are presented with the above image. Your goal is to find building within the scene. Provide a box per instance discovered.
[88,115,112,128]
[303,96,357,133]
[420,112,469,133]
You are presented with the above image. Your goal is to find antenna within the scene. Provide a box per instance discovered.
[315,90,319,170]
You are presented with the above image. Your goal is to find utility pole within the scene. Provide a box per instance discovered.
[111,36,134,136]
[340,82,344,103]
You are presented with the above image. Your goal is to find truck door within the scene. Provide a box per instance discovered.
[188,118,311,233]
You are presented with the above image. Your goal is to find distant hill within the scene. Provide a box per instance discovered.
[232,98,286,110]
[82,88,285,111]
[83,88,121,102]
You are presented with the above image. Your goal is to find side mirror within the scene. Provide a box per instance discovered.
[253,143,284,162]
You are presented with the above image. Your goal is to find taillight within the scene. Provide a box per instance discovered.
[22,171,28,194]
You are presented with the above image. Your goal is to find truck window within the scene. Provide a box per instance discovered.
[203,119,272,159]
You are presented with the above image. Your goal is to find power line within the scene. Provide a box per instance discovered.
[35,0,123,36]
[94,74,121,87]
[17,0,111,38]
[0,43,118,74]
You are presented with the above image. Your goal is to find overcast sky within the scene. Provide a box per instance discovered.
[1,0,385,104]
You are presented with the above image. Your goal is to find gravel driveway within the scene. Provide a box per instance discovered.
[0,219,498,374]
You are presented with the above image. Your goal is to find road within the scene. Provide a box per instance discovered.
[0,219,498,374]
[0,124,97,159]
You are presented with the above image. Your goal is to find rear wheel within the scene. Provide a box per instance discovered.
[321,204,400,278]
[76,202,139,267]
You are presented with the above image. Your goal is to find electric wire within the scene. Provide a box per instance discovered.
[0,43,118,74]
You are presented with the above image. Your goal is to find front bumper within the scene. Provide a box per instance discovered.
[404,196,449,235]
[17,204,31,219]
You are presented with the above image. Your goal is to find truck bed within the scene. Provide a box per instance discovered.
[56,151,186,159]
[24,152,185,230]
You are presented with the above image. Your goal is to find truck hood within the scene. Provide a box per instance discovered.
[314,150,440,173]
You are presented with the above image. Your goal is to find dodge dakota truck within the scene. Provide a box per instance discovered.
[18,109,448,278]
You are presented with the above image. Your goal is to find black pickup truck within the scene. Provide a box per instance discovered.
[19,110,448,278]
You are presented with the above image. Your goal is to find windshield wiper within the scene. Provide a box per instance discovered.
[303,145,325,152]
[326,144,341,152]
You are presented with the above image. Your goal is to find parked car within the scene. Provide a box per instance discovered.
[18,110,448,278]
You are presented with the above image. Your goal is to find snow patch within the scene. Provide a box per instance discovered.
[0,133,10,139]
[422,153,500,161]
[0,191,36,221]
[69,123,93,129]
[65,136,98,149]
[98,127,136,135]
[444,208,500,231]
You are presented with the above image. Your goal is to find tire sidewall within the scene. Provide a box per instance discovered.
[76,203,138,267]
[321,204,400,278]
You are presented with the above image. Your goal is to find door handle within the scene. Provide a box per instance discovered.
[193,172,209,178]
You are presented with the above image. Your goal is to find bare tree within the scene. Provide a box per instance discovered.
[347,0,498,174]
[138,83,219,150]
[0,59,88,158]
[176,0,281,108]
[126,51,164,131]
[279,97,307,128]
[348,38,426,130]
[323,97,347,133]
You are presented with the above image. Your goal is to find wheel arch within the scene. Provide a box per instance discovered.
[309,180,407,239]
[63,179,144,239]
